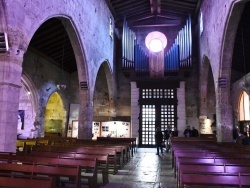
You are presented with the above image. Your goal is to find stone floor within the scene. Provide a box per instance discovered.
[99,148,176,188]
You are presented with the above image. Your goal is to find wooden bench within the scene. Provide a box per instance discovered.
[16,140,37,154]
[179,163,250,187]
[96,137,137,157]
[181,173,250,188]
[53,142,129,165]
[173,151,250,175]
[0,155,98,188]
[171,137,216,143]
[16,140,25,153]
[0,174,55,188]
[29,151,109,185]
[176,157,250,177]
[32,145,120,174]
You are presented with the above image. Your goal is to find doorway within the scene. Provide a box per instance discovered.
[139,88,177,147]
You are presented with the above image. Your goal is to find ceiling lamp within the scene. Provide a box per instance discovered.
[145,31,167,53]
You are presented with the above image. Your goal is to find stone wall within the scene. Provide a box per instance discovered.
[0,0,115,145]
[198,0,246,141]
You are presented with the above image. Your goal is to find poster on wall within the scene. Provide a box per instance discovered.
[92,122,100,140]
[117,122,130,138]
[108,122,117,137]
[101,121,111,137]
[100,121,131,138]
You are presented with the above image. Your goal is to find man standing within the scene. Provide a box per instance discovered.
[164,127,171,152]
[191,126,199,137]
[155,127,163,155]
[232,126,239,143]
[184,125,192,137]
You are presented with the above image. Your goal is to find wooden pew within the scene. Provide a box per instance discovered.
[176,157,250,178]
[0,155,98,188]
[55,141,130,165]
[181,173,250,188]
[179,163,250,187]
[16,140,37,154]
[0,163,82,187]
[0,175,56,188]
[29,151,109,185]
[96,137,137,157]
[16,140,25,153]
[173,150,250,175]
[32,145,120,174]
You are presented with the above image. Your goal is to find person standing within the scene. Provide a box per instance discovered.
[171,127,178,137]
[155,127,163,155]
[242,132,249,145]
[184,125,192,137]
[232,126,239,143]
[164,127,171,152]
[191,126,199,137]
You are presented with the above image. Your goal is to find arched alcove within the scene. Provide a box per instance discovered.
[17,74,38,139]
[45,92,66,136]
[17,82,35,138]
[93,62,112,122]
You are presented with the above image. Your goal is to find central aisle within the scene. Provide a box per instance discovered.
[101,148,176,188]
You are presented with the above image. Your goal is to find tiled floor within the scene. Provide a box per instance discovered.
[100,148,176,188]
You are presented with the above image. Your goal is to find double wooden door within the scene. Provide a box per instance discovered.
[139,88,177,147]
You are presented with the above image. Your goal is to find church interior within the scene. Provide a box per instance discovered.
[1,0,250,187]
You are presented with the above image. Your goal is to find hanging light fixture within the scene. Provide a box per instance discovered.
[57,27,67,90]
[145,31,167,53]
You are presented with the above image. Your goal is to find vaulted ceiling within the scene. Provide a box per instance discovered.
[27,0,250,79]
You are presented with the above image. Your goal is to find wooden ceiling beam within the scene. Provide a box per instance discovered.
[150,0,161,14]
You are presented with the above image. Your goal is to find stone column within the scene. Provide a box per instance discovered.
[78,89,92,139]
[131,82,139,141]
[216,86,233,142]
[0,55,23,152]
[177,81,186,135]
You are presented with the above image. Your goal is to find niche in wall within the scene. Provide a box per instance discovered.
[45,92,66,134]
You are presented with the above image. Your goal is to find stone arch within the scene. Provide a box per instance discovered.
[199,55,215,134]
[218,0,247,142]
[56,17,91,139]
[93,60,116,121]
[102,60,117,117]
[26,16,91,139]
[199,55,211,116]
[24,15,88,84]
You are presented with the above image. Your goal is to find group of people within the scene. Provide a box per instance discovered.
[155,125,199,155]
[232,126,249,145]
[155,126,179,155]
[156,125,250,155]
[183,125,199,137]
